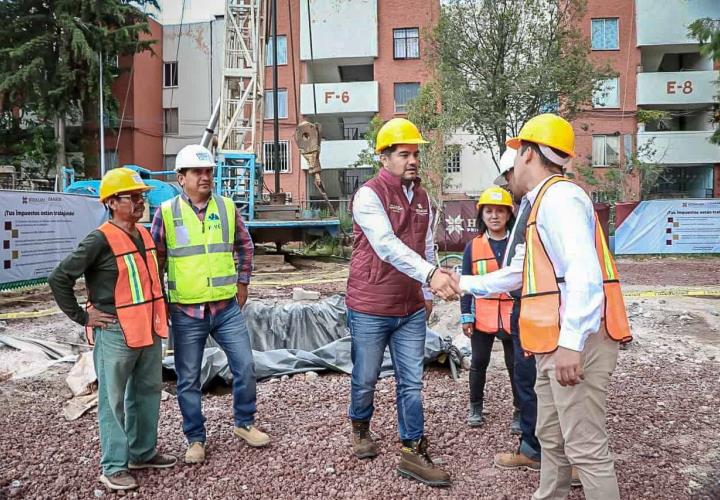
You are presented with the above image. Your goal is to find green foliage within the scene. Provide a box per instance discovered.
[431,0,614,168]
[352,114,384,172]
[688,18,720,145]
[636,109,671,125]
[0,0,158,176]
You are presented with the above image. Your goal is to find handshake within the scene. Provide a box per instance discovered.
[428,267,462,300]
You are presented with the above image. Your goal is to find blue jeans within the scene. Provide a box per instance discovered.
[171,300,257,443]
[347,307,426,441]
[511,301,541,461]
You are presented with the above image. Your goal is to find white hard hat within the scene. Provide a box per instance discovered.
[175,144,215,172]
[493,148,517,186]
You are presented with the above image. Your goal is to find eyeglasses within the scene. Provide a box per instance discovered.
[116,193,147,202]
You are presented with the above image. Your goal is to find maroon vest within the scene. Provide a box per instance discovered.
[346,168,430,317]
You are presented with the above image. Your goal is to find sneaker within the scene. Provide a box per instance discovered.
[351,420,378,459]
[185,441,206,464]
[571,466,582,487]
[234,425,270,447]
[494,450,541,471]
[510,408,522,435]
[129,453,177,469]
[467,403,484,428]
[98,471,138,491]
[397,437,451,487]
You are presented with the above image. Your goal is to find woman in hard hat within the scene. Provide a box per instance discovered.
[459,186,520,429]
[49,168,176,492]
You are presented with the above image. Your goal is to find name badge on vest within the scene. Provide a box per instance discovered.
[175,226,190,245]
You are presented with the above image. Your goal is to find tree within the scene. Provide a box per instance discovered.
[689,17,720,145]
[431,0,613,171]
[0,0,158,179]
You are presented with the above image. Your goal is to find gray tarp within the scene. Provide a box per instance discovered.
[162,295,461,388]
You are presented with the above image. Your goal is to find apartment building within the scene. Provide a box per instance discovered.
[569,0,720,200]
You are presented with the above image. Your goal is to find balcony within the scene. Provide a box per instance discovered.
[636,0,720,46]
[300,140,370,170]
[300,81,379,116]
[637,71,720,106]
[300,0,377,61]
[637,131,720,165]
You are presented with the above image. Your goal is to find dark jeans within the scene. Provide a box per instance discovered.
[511,301,541,461]
[171,300,257,444]
[469,330,518,409]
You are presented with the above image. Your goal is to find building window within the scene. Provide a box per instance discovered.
[393,28,420,59]
[592,135,620,166]
[592,77,619,108]
[264,89,288,119]
[163,108,179,135]
[445,145,461,174]
[394,82,420,113]
[266,35,288,66]
[263,140,290,173]
[163,61,178,87]
[591,18,619,50]
[163,154,177,170]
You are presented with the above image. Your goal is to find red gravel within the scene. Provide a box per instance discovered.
[617,256,720,287]
[1,347,718,499]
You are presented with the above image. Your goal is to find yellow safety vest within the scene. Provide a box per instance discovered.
[161,195,237,304]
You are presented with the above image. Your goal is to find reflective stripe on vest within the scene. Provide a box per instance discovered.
[85,223,169,348]
[519,176,633,354]
[161,195,238,304]
[471,234,513,334]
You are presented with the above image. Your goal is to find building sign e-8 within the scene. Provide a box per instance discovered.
[324,91,351,104]
[666,81,693,95]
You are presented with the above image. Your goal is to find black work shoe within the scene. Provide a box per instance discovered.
[467,402,484,427]
[351,420,378,459]
[510,408,522,435]
[397,437,451,487]
[129,453,177,469]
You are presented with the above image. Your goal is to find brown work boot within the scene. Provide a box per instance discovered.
[397,437,451,487]
[185,441,206,464]
[571,466,582,487]
[129,453,177,470]
[234,425,270,447]
[98,471,138,491]
[351,420,378,459]
[494,449,541,471]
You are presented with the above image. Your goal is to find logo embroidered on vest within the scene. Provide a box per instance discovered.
[388,203,404,213]
[415,203,428,216]
[208,213,220,221]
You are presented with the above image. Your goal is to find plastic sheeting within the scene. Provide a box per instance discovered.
[162,295,459,388]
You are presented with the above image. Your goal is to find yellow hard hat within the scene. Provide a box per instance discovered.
[375,118,428,153]
[99,167,151,202]
[476,186,513,209]
[506,113,575,157]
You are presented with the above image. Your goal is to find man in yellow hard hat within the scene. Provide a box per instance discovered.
[458,114,632,499]
[346,117,459,487]
[49,168,176,491]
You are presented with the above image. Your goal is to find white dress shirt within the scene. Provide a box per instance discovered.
[352,183,435,300]
[459,176,604,351]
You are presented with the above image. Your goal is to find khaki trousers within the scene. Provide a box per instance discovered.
[532,329,620,500]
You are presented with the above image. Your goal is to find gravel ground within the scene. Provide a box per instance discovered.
[1,257,719,498]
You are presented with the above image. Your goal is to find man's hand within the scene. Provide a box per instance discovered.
[553,346,584,386]
[429,268,461,300]
[236,283,249,307]
[461,322,474,338]
[424,299,433,321]
[86,308,116,329]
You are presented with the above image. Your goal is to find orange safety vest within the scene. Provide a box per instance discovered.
[85,222,169,348]
[471,234,514,334]
[519,176,632,354]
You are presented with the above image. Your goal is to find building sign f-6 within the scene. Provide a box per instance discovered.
[324,91,351,103]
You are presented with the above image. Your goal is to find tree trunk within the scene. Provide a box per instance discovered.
[54,115,67,189]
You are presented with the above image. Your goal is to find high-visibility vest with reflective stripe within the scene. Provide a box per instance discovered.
[87,223,168,348]
[519,176,632,354]
[161,195,237,304]
[471,234,513,334]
